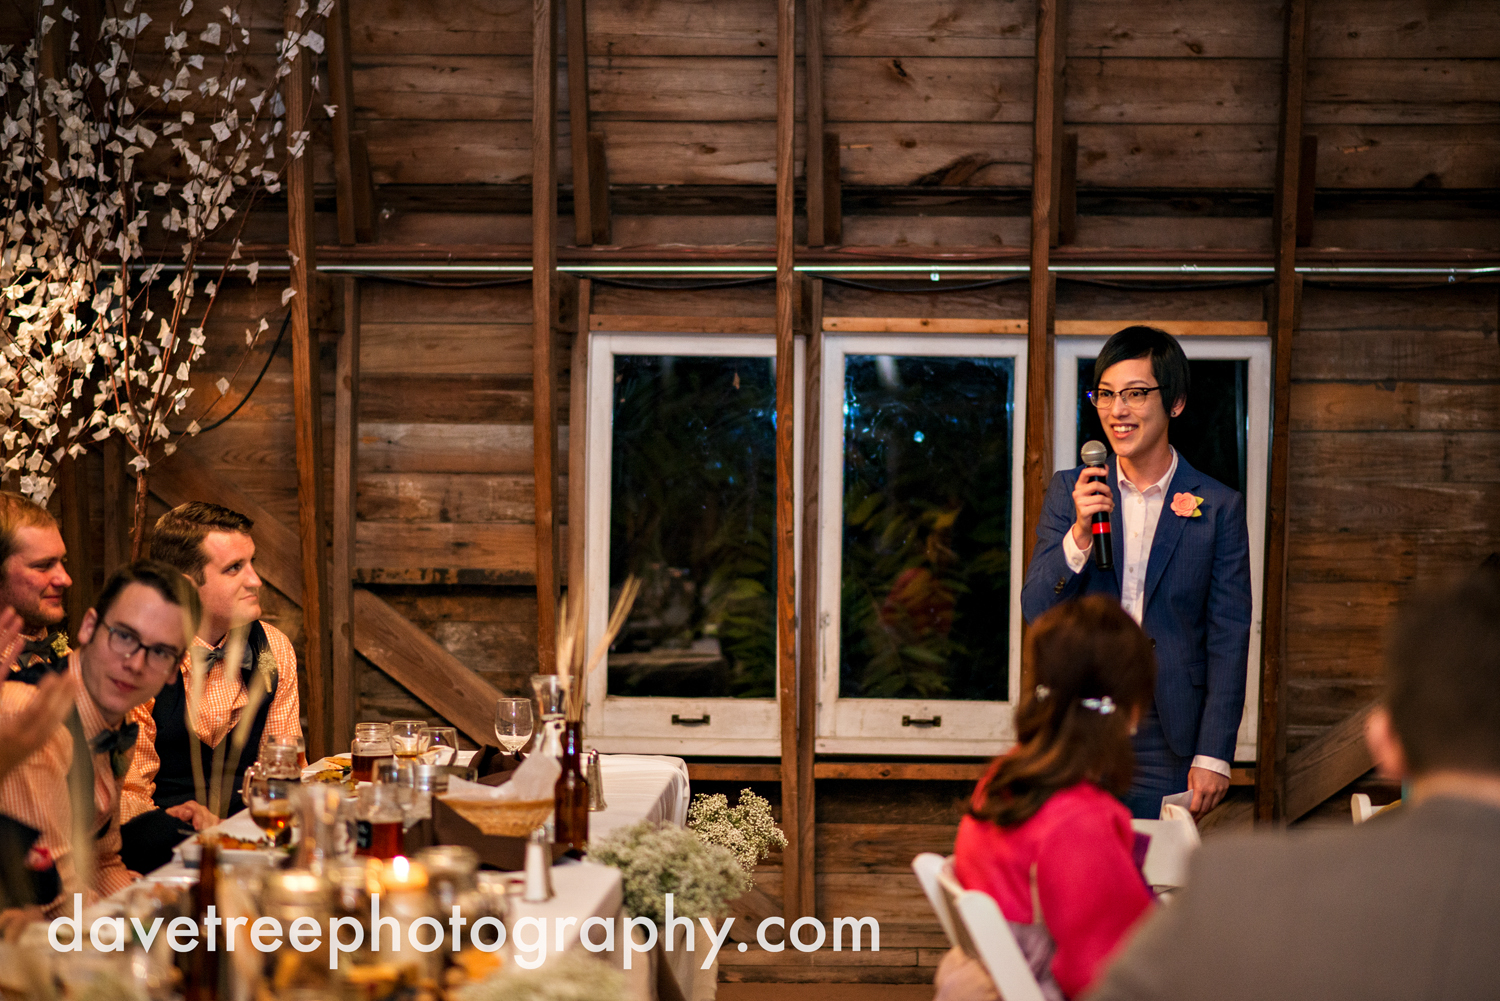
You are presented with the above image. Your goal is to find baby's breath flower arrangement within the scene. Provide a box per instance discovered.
[687,787,786,890]
[588,820,746,924]
[453,948,626,1001]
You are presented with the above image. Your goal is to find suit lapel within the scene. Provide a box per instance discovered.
[1141,454,1202,611]
[1108,459,1124,592]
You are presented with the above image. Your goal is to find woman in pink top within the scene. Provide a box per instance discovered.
[949,596,1157,1000]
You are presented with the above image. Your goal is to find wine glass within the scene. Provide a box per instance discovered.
[530,675,564,722]
[420,726,460,767]
[247,774,295,847]
[494,698,534,756]
[390,720,426,764]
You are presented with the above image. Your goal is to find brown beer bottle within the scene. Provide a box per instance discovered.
[185,838,220,1000]
[554,721,589,858]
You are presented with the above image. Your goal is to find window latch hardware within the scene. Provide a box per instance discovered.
[671,714,712,727]
[901,715,942,728]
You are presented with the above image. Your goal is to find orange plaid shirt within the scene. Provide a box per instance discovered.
[0,653,136,914]
[120,621,301,823]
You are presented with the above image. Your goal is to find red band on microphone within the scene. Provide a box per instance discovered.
[1092,521,1110,535]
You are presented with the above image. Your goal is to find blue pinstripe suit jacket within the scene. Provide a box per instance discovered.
[1020,453,1252,762]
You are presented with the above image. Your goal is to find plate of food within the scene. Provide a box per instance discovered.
[174,830,288,868]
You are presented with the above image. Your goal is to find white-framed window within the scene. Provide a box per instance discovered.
[1054,335,1271,762]
[813,334,1029,755]
[583,331,802,754]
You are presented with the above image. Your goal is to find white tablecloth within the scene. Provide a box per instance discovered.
[590,754,692,841]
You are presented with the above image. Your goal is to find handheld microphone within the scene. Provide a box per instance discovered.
[1080,440,1113,571]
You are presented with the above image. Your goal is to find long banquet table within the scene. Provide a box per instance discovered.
[136,751,708,1001]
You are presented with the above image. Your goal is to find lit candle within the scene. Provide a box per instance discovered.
[381,856,429,894]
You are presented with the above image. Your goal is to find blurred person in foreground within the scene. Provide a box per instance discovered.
[946,596,1158,1000]
[120,502,302,873]
[0,562,199,917]
[1083,567,1500,1001]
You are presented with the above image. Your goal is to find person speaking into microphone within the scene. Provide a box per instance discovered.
[1022,326,1251,819]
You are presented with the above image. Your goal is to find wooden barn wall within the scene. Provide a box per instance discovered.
[315,0,1500,250]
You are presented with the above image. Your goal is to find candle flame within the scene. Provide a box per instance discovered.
[392,856,409,881]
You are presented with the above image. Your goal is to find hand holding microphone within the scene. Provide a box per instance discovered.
[1072,440,1114,571]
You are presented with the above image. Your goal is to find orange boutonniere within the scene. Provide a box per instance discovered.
[1171,492,1205,518]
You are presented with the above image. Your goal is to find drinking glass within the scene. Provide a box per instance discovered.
[351,723,393,784]
[530,675,564,721]
[260,730,307,771]
[420,725,460,766]
[248,774,296,847]
[494,699,534,755]
[390,720,426,764]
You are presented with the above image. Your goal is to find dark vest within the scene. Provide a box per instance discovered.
[151,622,277,817]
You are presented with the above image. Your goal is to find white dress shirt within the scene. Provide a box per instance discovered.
[1062,448,1230,779]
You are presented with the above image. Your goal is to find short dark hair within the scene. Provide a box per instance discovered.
[0,491,58,567]
[972,596,1157,827]
[1093,325,1191,417]
[92,559,202,635]
[1385,568,1500,776]
[150,502,253,583]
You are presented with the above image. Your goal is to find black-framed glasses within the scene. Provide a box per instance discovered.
[1087,386,1162,410]
[101,622,182,673]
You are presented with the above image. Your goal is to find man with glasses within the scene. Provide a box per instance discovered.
[119,503,302,874]
[0,561,199,914]
[1022,326,1251,819]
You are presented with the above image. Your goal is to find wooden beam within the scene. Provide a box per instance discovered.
[101,440,129,578]
[533,0,562,674]
[1257,0,1312,825]
[352,589,506,746]
[565,0,596,246]
[774,0,806,924]
[349,131,376,242]
[794,275,820,925]
[327,0,359,246]
[591,315,775,334]
[824,318,1268,337]
[585,132,611,244]
[1284,701,1377,823]
[568,279,591,598]
[1296,133,1318,248]
[56,458,93,624]
[1058,132,1078,246]
[330,277,360,755]
[284,0,331,762]
[822,131,842,245]
[804,0,826,246]
[1020,1,1066,700]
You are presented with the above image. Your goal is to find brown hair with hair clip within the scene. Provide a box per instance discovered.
[971,596,1156,828]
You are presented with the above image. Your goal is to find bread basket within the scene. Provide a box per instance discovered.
[437,797,553,837]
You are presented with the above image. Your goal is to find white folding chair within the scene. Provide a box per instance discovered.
[1351,793,1400,824]
[1131,806,1201,891]
[911,853,1048,1001]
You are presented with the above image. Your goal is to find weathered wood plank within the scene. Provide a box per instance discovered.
[284,10,330,760]
[590,314,775,333]
[816,824,959,873]
[1291,328,1500,381]
[1306,59,1500,125]
[1285,582,1404,633]
[1289,432,1500,483]
[1284,701,1378,822]
[1286,628,1385,680]
[1289,383,1500,432]
[360,377,553,424]
[348,0,531,56]
[359,282,531,323]
[358,473,540,523]
[351,587,505,745]
[354,521,541,572]
[361,323,533,376]
[331,278,360,753]
[1287,530,1491,584]
[359,423,564,474]
[1288,482,1500,535]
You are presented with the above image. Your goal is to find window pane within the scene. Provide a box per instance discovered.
[608,355,778,699]
[1076,358,1248,493]
[841,355,1014,702]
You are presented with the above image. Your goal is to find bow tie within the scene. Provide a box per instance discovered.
[91,723,139,780]
[8,632,70,686]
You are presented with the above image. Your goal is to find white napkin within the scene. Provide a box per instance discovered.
[445,755,560,802]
